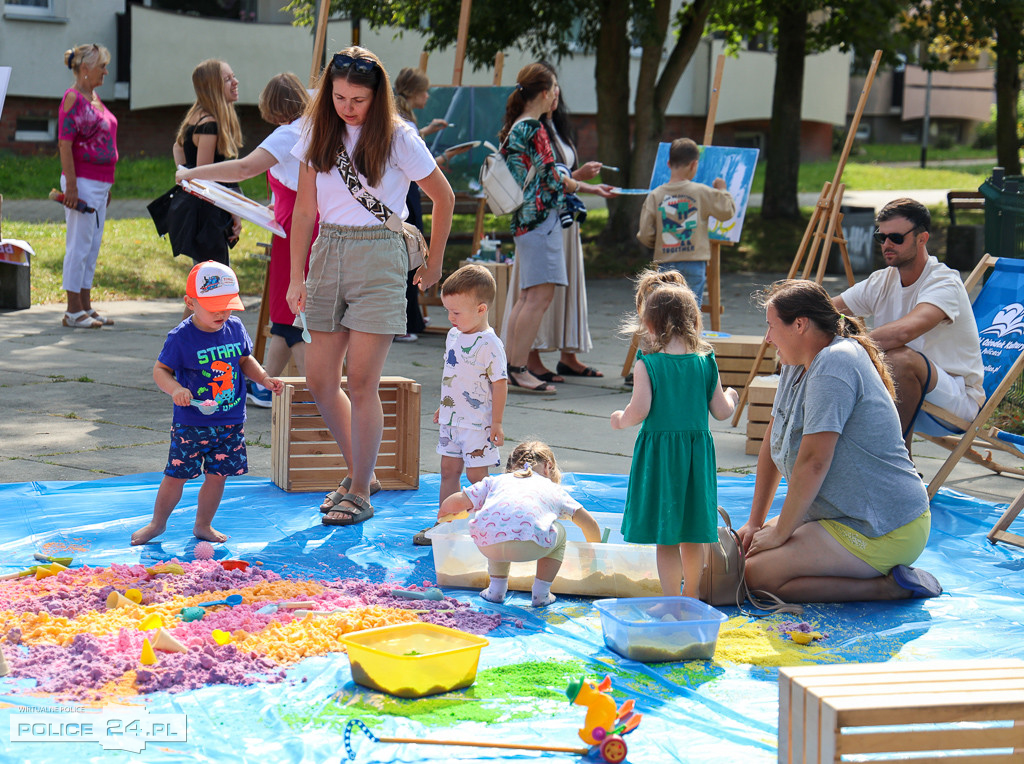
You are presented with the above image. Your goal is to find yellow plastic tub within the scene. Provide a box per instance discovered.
[338,622,489,698]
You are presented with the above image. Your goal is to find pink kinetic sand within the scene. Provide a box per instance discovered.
[0,562,500,701]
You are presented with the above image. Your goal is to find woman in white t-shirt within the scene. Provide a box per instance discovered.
[177,73,313,400]
[286,47,455,526]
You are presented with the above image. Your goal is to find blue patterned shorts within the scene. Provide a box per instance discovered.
[165,423,248,479]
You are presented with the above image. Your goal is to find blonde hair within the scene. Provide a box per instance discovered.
[505,440,561,484]
[394,67,429,122]
[759,279,896,399]
[302,46,397,186]
[175,59,243,159]
[258,72,309,125]
[637,284,712,355]
[621,268,692,347]
[64,44,110,75]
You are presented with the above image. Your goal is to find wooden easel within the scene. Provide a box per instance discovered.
[729,49,882,427]
[418,1,506,332]
[622,54,727,377]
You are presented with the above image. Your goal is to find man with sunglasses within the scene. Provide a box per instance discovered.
[832,197,984,457]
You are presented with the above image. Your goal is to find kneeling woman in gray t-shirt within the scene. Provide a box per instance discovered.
[737,279,941,602]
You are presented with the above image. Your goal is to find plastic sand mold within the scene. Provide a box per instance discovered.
[1,472,1023,763]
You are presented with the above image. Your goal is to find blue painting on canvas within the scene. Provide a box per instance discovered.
[649,143,759,243]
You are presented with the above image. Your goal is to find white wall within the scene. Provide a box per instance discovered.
[0,0,124,100]
[710,39,849,126]
[9,3,850,129]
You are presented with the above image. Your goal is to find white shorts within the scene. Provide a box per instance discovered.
[437,425,500,467]
[925,364,982,423]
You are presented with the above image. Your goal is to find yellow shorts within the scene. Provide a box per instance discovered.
[819,510,931,574]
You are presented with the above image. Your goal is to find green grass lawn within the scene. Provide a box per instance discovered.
[0,142,997,304]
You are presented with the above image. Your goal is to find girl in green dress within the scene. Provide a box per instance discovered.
[611,280,739,599]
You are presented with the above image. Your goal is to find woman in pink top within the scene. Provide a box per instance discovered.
[58,43,118,329]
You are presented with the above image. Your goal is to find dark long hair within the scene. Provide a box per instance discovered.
[759,280,896,399]
[538,62,576,166]
[498,63,556,143]
[302,46,397,186]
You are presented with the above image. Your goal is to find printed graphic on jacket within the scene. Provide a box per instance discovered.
[659,194,699,256]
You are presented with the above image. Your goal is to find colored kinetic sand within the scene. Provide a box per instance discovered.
[0,561,499,701]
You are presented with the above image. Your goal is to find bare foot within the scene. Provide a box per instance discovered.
[131,522,166,546]
[193,525,227,543]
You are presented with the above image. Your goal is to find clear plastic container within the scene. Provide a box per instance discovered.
[593,596,727,662]
[426,512,662,598]
[339,622,489,698]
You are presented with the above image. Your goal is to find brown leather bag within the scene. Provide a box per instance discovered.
[699,507,746,607]
[699,507,803,615]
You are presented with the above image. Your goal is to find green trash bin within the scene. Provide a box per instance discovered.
[980,168,1024,258]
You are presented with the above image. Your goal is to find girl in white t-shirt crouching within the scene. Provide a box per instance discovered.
[287,46,455,527]
[437,441,601,606]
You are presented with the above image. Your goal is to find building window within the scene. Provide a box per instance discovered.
[14,117,56,142]
[5,0,53,16]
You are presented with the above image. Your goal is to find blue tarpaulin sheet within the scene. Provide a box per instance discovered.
[1,472,1023,763]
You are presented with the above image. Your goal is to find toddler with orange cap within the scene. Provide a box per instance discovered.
[131,261,283,546]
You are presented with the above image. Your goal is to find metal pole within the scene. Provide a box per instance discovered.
[920,69,932,169]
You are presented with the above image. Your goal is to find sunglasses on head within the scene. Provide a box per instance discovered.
[332,54,378,75]
[872,226,918,245]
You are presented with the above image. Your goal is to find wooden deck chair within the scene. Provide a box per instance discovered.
[920,255,1024,509]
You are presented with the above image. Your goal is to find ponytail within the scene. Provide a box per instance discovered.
[835,312,896,399]
[760,280,896,400]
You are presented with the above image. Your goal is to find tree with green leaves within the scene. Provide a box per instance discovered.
[910,0,1024,175]
[286,0,715,258]
[709,1,913,221]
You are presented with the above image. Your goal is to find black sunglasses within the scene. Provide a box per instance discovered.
[872,226,918,245]
[332,54,378,76]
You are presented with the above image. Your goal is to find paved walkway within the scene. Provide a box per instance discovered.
[1,269,1020,509]
[0,188,957,224]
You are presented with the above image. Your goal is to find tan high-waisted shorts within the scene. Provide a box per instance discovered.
[304,223,407,335]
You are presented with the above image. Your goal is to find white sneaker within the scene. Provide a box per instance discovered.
[246,382,273,408]
[394,333,418,343]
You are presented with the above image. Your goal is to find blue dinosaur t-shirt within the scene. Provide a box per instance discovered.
[158,315,253,426]
[438,327,507,430]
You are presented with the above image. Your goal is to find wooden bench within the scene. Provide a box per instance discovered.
[948,190,985,226]
[271,376,421,492]
[779,659,1024,763]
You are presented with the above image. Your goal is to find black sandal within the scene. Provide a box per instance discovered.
[322,493,374,526]
[507,364,556,394]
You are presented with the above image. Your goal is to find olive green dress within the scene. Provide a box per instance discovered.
[622,351,720,544]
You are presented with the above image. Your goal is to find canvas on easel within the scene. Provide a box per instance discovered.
[648,143,759,245]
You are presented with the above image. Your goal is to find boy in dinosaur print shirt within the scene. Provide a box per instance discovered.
[131,261,283,546]
[415,265,508,546]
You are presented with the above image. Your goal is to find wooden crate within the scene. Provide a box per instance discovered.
[708,334,777,389]
[779,660,1024,764]
[271,376,421,492]
[745,375,779,455]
